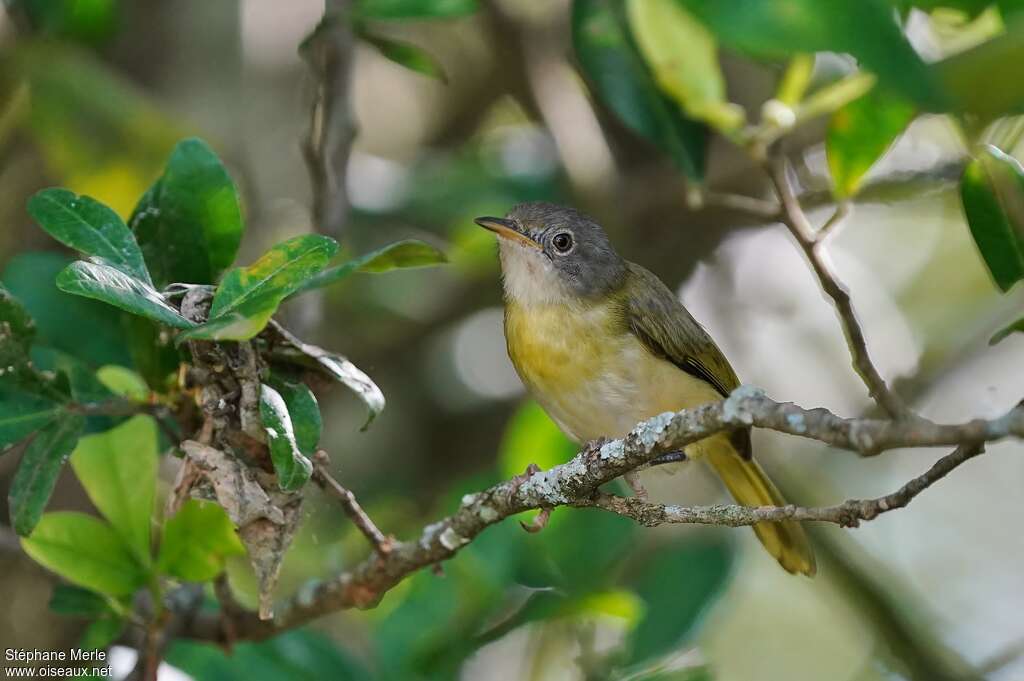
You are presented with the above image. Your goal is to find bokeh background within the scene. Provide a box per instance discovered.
[1,1,1023,680]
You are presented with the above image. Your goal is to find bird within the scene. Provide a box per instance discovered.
[476,201,815,576]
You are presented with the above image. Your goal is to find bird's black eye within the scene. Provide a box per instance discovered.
[552,232,573,254]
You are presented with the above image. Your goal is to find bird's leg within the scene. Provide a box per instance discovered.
[506,462,542,506]
[648,450,688,467]
[623,471,648,501]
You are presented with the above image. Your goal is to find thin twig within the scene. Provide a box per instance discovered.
[576,443,984,527]
[701,191,781,220]
[301,0,356,237]
[765,159,910,419]
[312,450,393,555]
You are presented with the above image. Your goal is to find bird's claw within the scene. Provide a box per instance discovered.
[520,507,552,533]
[624,471,648,501]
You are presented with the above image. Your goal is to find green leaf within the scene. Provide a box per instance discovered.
[679,0,945,110]
[96,365,150,401]
[21,511,148,596]
[179,235,338,341]
[960,145,1024,291]
[353,0,479,20]
[297,239,447,293]
[0,389,63,447]
[0,284,36,356]
[626,0,741,131]
[158,499,245,582]
[167,630,373,681]
[130,138,245,288]
[123,315,182,391]
[623,539,733,666]
[2,252,131,368]
[292,343,385,429]
[79,615,127,651]
[361,32,447,81]
[573,0,708,181]
[27,188,152,285]
[70,415,158,564]
[267,375,322,456]
[9,413,85,536]
[991,316,1024,344]
[827,86,916,198]
[934,28,1024,120]
[48,584,114,618]
[259,384,313,491]
[56,260,195,329]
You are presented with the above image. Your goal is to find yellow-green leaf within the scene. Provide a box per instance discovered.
[626,0,741,131]
[21,512,149,596]
[158,500,244,582]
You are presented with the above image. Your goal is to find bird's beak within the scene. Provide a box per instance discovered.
[474,216,542,250]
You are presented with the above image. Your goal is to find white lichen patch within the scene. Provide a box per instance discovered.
[598,439,625,462]
[478,505,499,523]
[722,385,765,425]
[461,493,477,507]
[786,412,807,434]
[520,468,574,505]
[633,412,675,450]
[439,526,469,550]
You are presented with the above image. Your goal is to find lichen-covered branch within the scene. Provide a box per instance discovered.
[181,387,1022,643]
[575,443,984,528]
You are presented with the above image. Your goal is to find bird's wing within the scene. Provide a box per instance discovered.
[623,262,751,457]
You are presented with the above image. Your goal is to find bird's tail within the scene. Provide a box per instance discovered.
[706,443,817,576]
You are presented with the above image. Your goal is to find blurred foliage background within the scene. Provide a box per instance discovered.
[2,1,1024,680]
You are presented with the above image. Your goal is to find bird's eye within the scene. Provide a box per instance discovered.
[552,232,573,254]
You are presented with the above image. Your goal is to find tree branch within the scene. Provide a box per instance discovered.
[180,387,1021,643]
[301,0,355,237]
[575,443,984,528]
[312,450,393,555]
[765,159,910,419]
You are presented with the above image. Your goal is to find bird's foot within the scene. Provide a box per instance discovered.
[506,462,542,506]
[520,507,552,533]
[649,450,688,467]
[623,471,648,501]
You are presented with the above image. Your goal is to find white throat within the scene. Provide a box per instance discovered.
[498,240,570,307]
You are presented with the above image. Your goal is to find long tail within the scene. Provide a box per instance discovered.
[707,444,817,576]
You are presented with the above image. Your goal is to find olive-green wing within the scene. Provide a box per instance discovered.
[623,262,751,457]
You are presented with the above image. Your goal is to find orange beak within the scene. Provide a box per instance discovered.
[474,216,542,250]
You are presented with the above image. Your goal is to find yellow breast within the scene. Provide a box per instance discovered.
[505,300,719,443]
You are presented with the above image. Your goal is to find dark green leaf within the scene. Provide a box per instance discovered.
[281,338,385,429]
[167,630,372,681]
[70,415,158,563]
[27,188,152,284]
[297,239,447,293]
[17,0,120,45]
[680,0,945,110]
[79,616,127,651]
[22,511,148,595]
[827,87,916,198]
[123,315,182,391]
[48,584,114,618]
[0,389,63,448]
[130,138,245,288]
[0,284,36,354]
[56,261,195,329]
[9,413,85,536]
[623,539,733,666]
[626,0,742,131]
[267,375,322,456]
[2,252,130,368]
[353,0,479,20]
[260,384,313,491]
[361,32,447,81]
[158,499,245,582]
[991,316,1024,344]
[933,27,1024,120]
[960,145,1024,291]
[30,348,120,435]
[179,235,338,341]
[573,0,708,181]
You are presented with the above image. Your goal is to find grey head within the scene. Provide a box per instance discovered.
[474,202,627,303]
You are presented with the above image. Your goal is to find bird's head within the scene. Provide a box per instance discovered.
[475,202,626,306]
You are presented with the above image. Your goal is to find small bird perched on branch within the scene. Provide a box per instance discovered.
[477,202,815,576]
